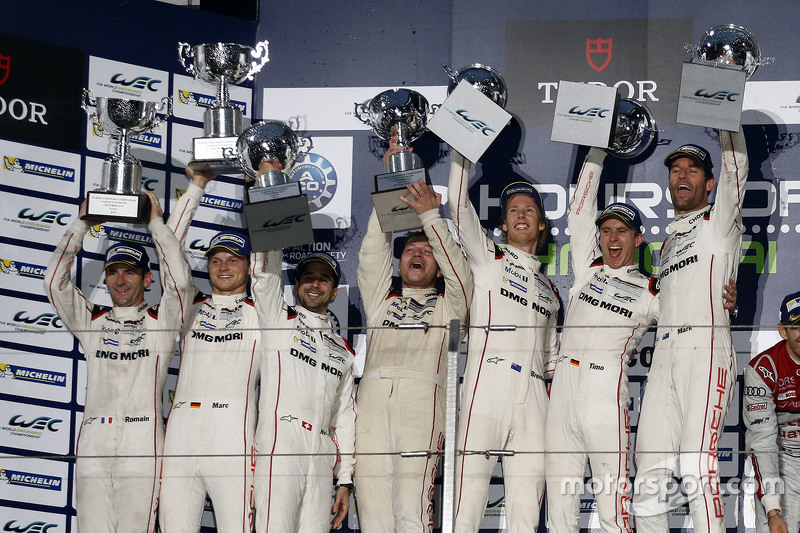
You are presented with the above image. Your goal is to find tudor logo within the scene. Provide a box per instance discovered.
[586,38,612,72]
[0,54,9,86]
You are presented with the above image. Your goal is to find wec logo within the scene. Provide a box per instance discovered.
[263,214,307,228]
[17,209,71,226]
[455,110,496,136]
[2,521,58,533]
[8,415,62,432]
[693,89,739,102]
[13,312,63,328]
[568,106,610,118]
[109,74,161,92]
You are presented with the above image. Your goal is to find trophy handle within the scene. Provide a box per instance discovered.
[245,40,270,81]
[177,42,197,77]
[297,136,314,161]
[221,147,247,176]
[353,101,371,125]
[81,88,99,124]
[443,64,458,83]
[430,103,442,114]
[150,96,173,130]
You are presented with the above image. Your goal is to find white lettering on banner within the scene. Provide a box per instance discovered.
[468,181,800,221]
[537,81,659,104]
[0,97,48,124]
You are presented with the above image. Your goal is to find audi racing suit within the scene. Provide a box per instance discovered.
[633,129,748,533]
[545,148,658,533]
[159,182,260,533]
[251,250,356,533]
[44,217,193,533]
[448,152,560,532]
[743,340,800,532]
[355,208,472,533]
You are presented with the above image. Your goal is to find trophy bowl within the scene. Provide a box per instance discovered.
[95,97,171,134]
[444,63,507,108]
[179,41,270,85]
[365,88,430,143]
[695,24,761,79]
[235,120,302,182]
[609,99,656,159]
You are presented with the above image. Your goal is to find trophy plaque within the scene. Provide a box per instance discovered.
[82,89,171,223]
[678,25,770,131]
[178,41,269,172]
[224,120,314,251]
[355,88,432,232]
[428,64,511,163]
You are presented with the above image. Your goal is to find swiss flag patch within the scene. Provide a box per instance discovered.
[302,421,313,431]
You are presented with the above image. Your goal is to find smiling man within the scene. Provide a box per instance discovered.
[634,129,749,533]
[448,150,560,533]
[44,193,193,533]
[251,250,357,533]
[545,147,657,533]
[158,166,264,533]
[355,163,472,532]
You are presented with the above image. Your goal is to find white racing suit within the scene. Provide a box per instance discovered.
[355,208,472,533]
[251,250,356,533]
[44,217,193,533]
[743,340,800,533]
[545,148,658,533]
[448,152,560,532]
[158,182,261,533]
[633,129,749,532]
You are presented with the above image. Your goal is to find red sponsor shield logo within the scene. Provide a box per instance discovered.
[586,38,612,72]
[0,55,9,86]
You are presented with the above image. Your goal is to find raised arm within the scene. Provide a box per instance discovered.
[567,147,607,276]
[148,192,195,336]
[357,208,394,322]
[44,214,93,344]
[250,248,287,329]
[167,166,214,246]
[712,128,749,236]
[447,150,496,266]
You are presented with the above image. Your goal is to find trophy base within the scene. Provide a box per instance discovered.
[372,187,428,233]
[83,190,151,224]
[189,136,242,174]
[244,194,314,252]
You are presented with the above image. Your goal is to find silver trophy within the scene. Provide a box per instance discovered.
[678,25,769,130]
[224,120,314,250]
[82,89,171,223]
[608,99,656,159]
[178,41,269,170]
[355,89,433,232]
[688,24,771,79]
[444,63,507,108]
[356,88,430,173]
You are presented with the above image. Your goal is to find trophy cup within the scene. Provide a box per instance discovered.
[690,24,769,79]
[178,41,269,171]
[82,89,171,223]
[608,99,656,159]
[355,89,432,232]
[678,25,770,130]
[444,63,508,108]
[224,120,314,251]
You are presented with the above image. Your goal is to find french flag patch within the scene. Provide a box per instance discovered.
[302,421,313,431]
[101,417,112,424]
[511,363,522,373]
